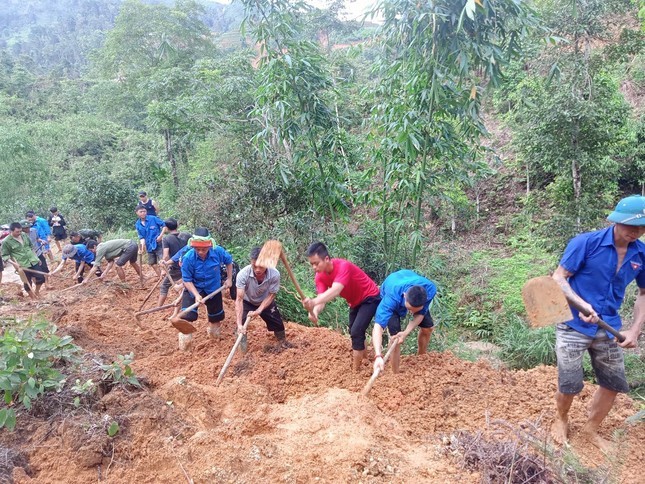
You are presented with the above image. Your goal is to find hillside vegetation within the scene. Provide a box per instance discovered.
[0,0,644,395]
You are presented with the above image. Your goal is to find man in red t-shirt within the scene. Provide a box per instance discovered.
[302,242,381,371]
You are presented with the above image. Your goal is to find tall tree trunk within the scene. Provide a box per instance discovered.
[164,129,179,189]
[572,123,582,231]
[412,148,429,265]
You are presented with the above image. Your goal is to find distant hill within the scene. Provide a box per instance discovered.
[0,0,245,76]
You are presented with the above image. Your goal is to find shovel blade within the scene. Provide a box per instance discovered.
[172,319,197,334]
[256,240,282,269]
[522,276,573,328]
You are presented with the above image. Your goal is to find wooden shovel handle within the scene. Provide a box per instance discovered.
[569,300,626,343]
[138,275,164,311]
[20,267,57,278]
[215,315,253,386]
[174,285,225,320]
[279,252,306,301]
[361,340,399,397]
[15,265,36,299]
[138,250,144,287]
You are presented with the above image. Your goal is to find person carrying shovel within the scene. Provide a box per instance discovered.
[371,270,437,375]
[550,195,645,452]
[172,235,233,343]
[235,246,290,351]
[157,218,190,307]
[302,242,381,371]
[135,206,166,278]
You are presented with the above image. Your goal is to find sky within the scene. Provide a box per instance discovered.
[216,1,380,23]
[309,0,378,21]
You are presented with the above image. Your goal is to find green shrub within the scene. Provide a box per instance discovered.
[496,315,556,370]
[99,353,141,388]
[0,320,80,431]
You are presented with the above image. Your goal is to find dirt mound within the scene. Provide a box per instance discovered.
[0,276,644,482]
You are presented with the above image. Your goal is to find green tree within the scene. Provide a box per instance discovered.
[507,0,634,236]
[92,0,217,189]
[369,0,538,266]
[241,0,354,226]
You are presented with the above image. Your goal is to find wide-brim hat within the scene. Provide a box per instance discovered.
[62,244,78,258]
[607,195,645,226]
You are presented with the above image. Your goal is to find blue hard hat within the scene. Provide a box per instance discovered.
[607,195,645,226]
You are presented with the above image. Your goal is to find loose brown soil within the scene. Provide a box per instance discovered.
[0,274,643,483]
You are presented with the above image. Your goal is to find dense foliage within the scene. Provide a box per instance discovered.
[0,0,644,382]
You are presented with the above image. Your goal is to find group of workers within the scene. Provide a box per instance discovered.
[1,191,645,453]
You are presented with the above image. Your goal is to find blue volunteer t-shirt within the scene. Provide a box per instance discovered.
[374,269,437,328]
[63,244,95,264]
[560,225,645,338]
[171,245,190,264]
[135,215,165,252]
[180,246,233,293]
[34,217,51,239]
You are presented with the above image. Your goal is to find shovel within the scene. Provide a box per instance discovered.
[138,274,164,311]
[14,264,37,300]
[361,340,399,396]
[215,314,254,386]
[170,285,225,334]
[522,276,625,343]
[256,240,307,301]
[21,267,65,279]
[138,248,145,288]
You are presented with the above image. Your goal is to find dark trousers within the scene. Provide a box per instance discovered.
[348,295,381,351]
[242,300,284,333]
[181,289,224,323]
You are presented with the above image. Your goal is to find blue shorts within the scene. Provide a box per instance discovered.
[555,323,628,394]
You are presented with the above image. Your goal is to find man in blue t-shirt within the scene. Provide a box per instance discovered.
[135,206,166,278]
[551,195,645,451]
[372,269,437,374]
[170,237,233,347]
[51,242,98,283]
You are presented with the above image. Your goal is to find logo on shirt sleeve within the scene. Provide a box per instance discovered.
[631,261,642,271]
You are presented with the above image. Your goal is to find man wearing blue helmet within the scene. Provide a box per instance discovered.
[551,195,645,451]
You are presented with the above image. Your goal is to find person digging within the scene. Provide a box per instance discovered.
[302,241,381,371]
[82,239,140,284]
[550,195,645,452]
[1,222,47,298]
[170,236,233,350]
[235,246,292,352]
[372,270,437,374]
[51,243,97,283]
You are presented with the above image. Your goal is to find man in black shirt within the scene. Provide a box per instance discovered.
[157,218,190,306]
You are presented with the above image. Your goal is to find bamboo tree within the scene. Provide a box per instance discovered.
[241,0,350,226]
[370,0,537,265]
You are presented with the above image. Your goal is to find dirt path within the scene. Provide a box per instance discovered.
[0,276,643,483]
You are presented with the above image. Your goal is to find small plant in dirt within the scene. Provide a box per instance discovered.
[99,353,141,388]
[71,379,96,407]
[0,320,80,431]
[107,421,119,437]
